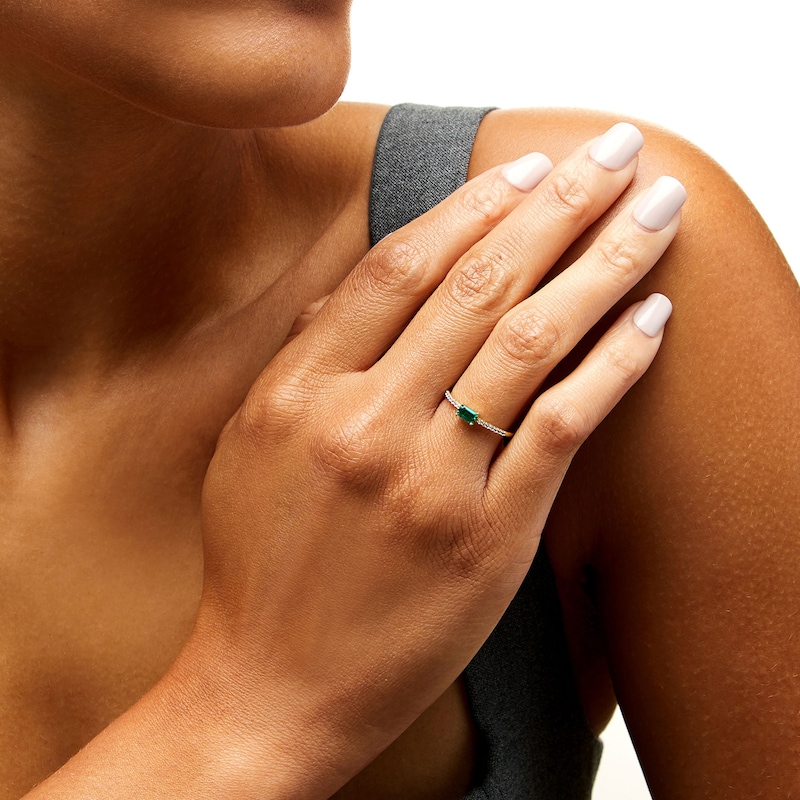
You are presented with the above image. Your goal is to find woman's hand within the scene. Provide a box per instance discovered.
[189,123,686,796]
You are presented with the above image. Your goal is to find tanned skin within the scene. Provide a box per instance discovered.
[1,2,798,797]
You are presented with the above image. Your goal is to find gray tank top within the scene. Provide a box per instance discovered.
[369,104,602,799]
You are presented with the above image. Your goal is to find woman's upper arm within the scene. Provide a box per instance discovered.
[471,107,800,798]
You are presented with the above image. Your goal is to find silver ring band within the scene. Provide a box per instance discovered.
[444,390,514,439]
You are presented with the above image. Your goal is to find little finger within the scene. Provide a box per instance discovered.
[485,295,674,525]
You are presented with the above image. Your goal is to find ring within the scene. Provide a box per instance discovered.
[444,390,514,439]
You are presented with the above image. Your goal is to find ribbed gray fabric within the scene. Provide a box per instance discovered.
[369,104,602,799]
[370,103,491,244]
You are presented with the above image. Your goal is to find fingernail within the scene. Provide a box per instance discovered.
[589,122,644,170]
[633,293,673,337]
[502,152,554,191]
[633,176,687,231]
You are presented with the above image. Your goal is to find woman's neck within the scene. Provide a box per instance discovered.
[0,43,280,377]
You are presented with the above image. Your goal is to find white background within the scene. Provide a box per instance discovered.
[341,1,798,797]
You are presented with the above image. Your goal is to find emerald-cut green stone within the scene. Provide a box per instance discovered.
[456,405,479,425]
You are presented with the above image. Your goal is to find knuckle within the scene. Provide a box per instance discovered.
[237,374,313,444]
[545,172,594,225]
[532,394,590,456]
[595,236,641,286]
[445,248,513,314]
[308,408,388,489]
[496,308,560,368]
[604,340,641,384]
[361,236,429,296]
[457,178,509,229]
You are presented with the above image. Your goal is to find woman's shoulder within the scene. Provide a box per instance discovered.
[294,102,738,223]
[472,106,731,196]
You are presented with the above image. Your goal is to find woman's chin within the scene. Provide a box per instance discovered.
[102,13,352,129]
[127,52,352,130]
[5,0,353,130]
[98,18,350,128]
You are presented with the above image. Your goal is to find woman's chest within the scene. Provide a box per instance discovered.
[0,198,480,795]
[0,414,477,800]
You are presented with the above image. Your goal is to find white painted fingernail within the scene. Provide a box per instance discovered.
[588,122,644,170]
[633,293,673,336]
[502,152,554,191]
[633,176,687,231]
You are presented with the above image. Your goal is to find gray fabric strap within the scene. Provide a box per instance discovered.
[368,103,601,800]
[369,104,493,246]
[461,551,602,799]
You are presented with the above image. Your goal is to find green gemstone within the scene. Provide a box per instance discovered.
[456,405,479,425]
